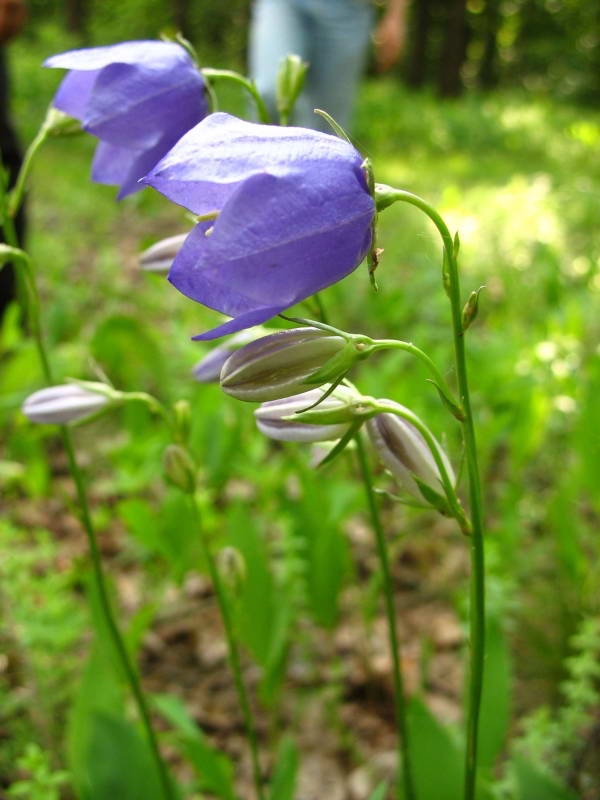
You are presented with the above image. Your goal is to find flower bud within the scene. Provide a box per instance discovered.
[22,384,109,425]
[162,444,196,493]
[254,386,358,442]
[216,546,246,595]
[220,327,350,402]
[276,54,309,121]
[192,328,269,383]
[366,406,455,504]
[139,233,189,274]
[172,399,192,442]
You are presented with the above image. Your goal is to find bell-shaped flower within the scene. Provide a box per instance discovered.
[141,112,375,339]
[366,405,455,503]
[254,386,359,443]
[22,384,110,425]
[44,41,208,198]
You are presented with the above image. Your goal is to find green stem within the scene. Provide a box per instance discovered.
[372,339,458,406]
[1,223,174,800]
[354,433,416,800]
[8,124,50,218]
[380,188,485,800]
[62,429,174,800]
[191,492,265,800]
[202,68,271,124]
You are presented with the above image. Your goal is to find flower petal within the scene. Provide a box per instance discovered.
[142,112,368,215]
[168,171,373,331]
[44,40,191,71]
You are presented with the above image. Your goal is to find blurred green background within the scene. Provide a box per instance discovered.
[1,1,600,798]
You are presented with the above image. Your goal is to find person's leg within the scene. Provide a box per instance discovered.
[301,0,374,133]
[248,0,309,123]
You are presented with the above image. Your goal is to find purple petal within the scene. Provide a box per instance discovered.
[52,70,99,121]
[142,112,366,215]
[81,61,206,150]
[192,306,286,341]
[168,170,373,328]
[44,40,192,71]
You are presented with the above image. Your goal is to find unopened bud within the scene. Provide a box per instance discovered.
[221,328,354,402]
[172,399,192,442]
[366,405,455,507]
[216,546,246,595]
[254,386,359,442]
[163,444,196,493]
[139,233,189,274]
[276,54,309,121]
[461,286,484,331]
[22,384,110,425]
[192,328,269,384]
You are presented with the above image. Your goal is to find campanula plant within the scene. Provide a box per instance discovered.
[4,34,502,800]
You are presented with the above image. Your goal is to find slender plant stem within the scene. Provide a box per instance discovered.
[354,434,416,800]
[62,430,174,800]
[380,188,486,800]
[8,124,49,218]
[1,221,174,800]
[202,68,271,124]
[191,492,265,800]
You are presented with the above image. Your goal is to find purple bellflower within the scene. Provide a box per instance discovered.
[44,41,208,198]
[142,112,375,340]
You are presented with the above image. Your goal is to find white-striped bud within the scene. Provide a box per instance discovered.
[221,327,351,402]
[366,405,455,503]
[22,384,110,425]
[139,233,189,274]
[254,386,358,443]
[192,328,269,383]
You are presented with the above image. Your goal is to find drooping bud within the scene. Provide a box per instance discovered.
[22,384,110,425]
[139,233,189,274]
[255,386,360,443]
[366,405,455,507]
[162,444,196,493]
[216,546,246,595]
[192,328,269,383]
[276,54,309,124]
[220,327,361,402]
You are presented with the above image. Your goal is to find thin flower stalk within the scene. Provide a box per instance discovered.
[0,221,174,800]
[354,433,416,800]
[376,186,486,800]
[191,492,266,800]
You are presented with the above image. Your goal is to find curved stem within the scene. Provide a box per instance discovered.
[8,125,50,218]
[380,188,485,800]
[372,339,459,407]
[191,492,265,800]
[1,223,174,799]
[354,433,416,800]
[202,68,271,124]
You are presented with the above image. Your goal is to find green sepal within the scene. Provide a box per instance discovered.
[276,54,308,122]
[426,379,465,421]
[317,422,363,468]
[413,475,452,516]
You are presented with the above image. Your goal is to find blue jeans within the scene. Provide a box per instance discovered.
[249,0,374,131]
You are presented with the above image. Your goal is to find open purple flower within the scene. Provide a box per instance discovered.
[44,41,208,198]
[142,113,375,340]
